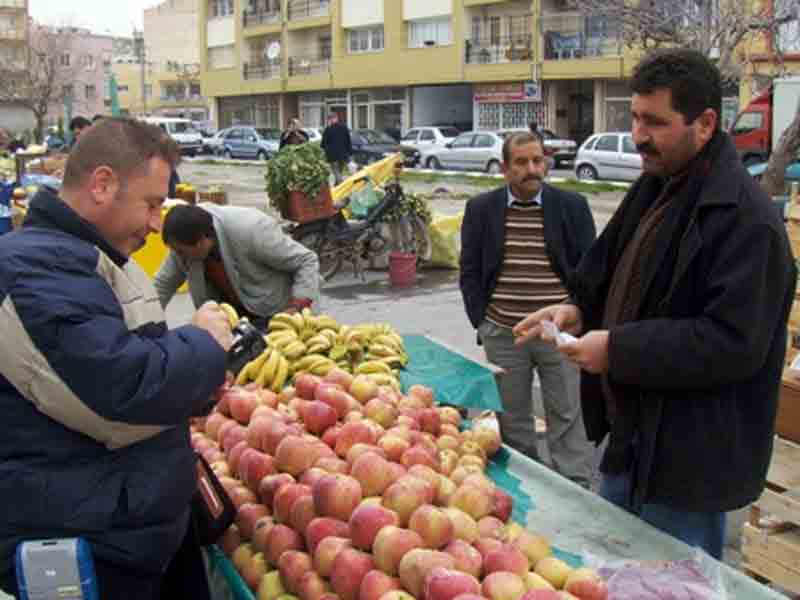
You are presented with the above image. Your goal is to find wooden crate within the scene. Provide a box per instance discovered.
[743,436,800,593]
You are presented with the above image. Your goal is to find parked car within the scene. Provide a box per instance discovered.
[303,127,323,143]
[219,126,281,160]
[350,129,420,167]
[497,128,578,168]
[574,132,642,182]
[202,128,228,155]
[421,131,504,173]
[143,117,203,156]
[401,126,460,154]
[747,158,800,185]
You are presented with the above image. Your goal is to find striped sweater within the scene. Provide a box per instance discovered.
[486,202,568,328]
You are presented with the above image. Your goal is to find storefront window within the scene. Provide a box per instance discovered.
[605,99,632,132]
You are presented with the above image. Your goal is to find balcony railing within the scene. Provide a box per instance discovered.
[465,35,533,64]
[288,55,330,76]
[244,59,281,80]
[243,9,280,28]
[540,12,622,60]
[0,0,25,9]
[0,27,24,40]
[287,0,330,20]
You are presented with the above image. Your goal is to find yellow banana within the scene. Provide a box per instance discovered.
[271,313,300,332]
[266,330,297,344]
[268,320,296,333]
[257,348,281,387]
[291,312,306,332]
[293,354,330,372]
[310,359,336,376]
[270,357,290,392]
[315,316,340,332]
[235,361,253,385]
[273,336,301,353]
[374,335,404,353]
[318,329,338,345]
[356,360,393,376]
[283,341,308,361]
[367,343,397,358]
[378,355,405,370]
[299,328,318,343]
[306,335,332,350]
[366,373,400,390]
[219,303,239,328]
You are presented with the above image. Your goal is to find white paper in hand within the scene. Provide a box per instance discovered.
[541,320,578,345]
[791,354,800,373]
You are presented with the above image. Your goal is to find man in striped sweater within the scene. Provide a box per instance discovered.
[460,131,595,487]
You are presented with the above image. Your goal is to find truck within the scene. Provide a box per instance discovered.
[729,76,800,166]
[142,117,203,157]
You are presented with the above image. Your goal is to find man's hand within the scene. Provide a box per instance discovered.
[192,301,234,352]
[513,304,584,345]
[559,330,610,374]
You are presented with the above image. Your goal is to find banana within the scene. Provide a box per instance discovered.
[306,335,332,350]
[283,341,308,361]
[318,329,338,345]
[219,303,239,328]
[293,354,331,372]
[310,359,336,376]
[366,343,397,358]
[291,312,306,332]
[273,336,301,353]
[270,357,290,392]
[266,330,297,344]
[356,360,393,376]
[235,361,253,385]
[378,355,406,370]
[271,313,300,332]
[268,320,296,333]
[366,373,400,390]
[374,335,404,353]
[315,316,340,332]
[299,327,318,343]
[329,344,349,361]
[256,348,281,387]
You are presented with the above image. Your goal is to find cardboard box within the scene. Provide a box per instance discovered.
[778,372,800,444]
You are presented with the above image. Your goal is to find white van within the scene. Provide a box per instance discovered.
[143,117,203,156]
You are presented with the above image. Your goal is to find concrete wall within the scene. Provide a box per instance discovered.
[403,0,453,21]
[144,0,201,68]
[0,105,35,135]
[410,84,472,127]
[341,0,383,28]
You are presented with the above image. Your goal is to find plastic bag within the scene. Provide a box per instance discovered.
[349,183,381,219]
[428,211,463,269]
[583,548,727,600]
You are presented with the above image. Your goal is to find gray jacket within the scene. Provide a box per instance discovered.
[154,203,320,317]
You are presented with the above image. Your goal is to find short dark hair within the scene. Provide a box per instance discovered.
[162,205,215,246]
[63,118,180,189]
[69,116,91,132]
[502,131,543,164]
[631,49,722,129]
[92,114,104,123]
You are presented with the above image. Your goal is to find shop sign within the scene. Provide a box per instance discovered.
[474,81,541,103]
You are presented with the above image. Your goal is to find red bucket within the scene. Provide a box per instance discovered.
[389,251,417,286]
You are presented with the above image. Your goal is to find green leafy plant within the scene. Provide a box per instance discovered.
[265,143,331,215]
[382,191,432,225]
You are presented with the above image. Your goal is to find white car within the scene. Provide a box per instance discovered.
[401,126,461,154]
[574,132,642,182]
[420,131,504,173]
[143,117,204,156]
[202,128,229,155]
[303,128,323,142]
[497,128,578,168]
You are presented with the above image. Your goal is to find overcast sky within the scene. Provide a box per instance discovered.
[29,0,164,37]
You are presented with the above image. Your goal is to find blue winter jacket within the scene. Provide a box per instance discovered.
[0,189,227,580]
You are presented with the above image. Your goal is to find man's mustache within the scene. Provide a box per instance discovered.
[523,175,543,182]
[637,142,658,156]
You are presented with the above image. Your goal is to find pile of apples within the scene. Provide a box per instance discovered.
[190,368,608,600]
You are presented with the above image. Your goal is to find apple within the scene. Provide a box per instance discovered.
[300,467,329,489]
[436,477,458,506]
[289,493,319,533]
[316,383,351,419]
[360,570,401,600]
[424,567,481,600]
[298,572,332,600]
[483,545,529,577]
[313,473,364,522]
[252,516,277,554]
[407,385,435,407]
[397,549,455,599]
[258,473,296,508]
[396,476,436,504]
[443,539,483,578]
[330,548,375,600]
[230,390,259,425]
[349,375,380,404]
[364,397,398,428]
[347,444,387,465]
[482,572,527,600]
[228,440,250,475]
[236,503,270,539]
[448,485,494,521]
[349,502,400,550]
[219,524,242,557]
[382,480,428,527]
[372,526,425,576]
[520,592,559,600]
[335,422,377,458]
[303,401,340,435]
[246,452,277,492]
[473,538,504,560]
[491,490,513,523]
[409,504,455,549]
[264,523,304,566]
[443,508,480,544]
[261,419,291,455]
[535,558,573,590]
[315,456,350,474]
[478,517,506,540]
[258,570,286,600]
[275,436,319,477]
[242,551,269,591]
[273,483,312,523]
[229,485,258,509]
[386,462,407,484]
[232,542,254,573]
[278,550,313,593]
[473,427,502,458]
[523,574,555,592]
[437,435,461,452]
[378,592,416,600]
[305,516,350,554]
[563,568,607,600]
[449,466,484,487]
[512,531,551,568]
[314,536,352,578]
[295,373,323,400]
[378,436,410,463]
[350,452,393,498]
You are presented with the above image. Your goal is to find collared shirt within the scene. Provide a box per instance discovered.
[507,186,543,208]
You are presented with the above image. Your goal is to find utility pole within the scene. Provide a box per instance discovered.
[134,28,147,115]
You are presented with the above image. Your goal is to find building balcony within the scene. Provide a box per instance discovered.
[243,9,280,28]
[0,0,25,10]
[541,12,622,60]
[0,27,24,40]
[287,0,330,21]
[288,55,330,76]
[159,94,206,105]
[465,35,532,64]
[243,59,281,80]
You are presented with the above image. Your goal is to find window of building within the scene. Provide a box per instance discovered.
[209,0,234,18]
[117,84,129,92]
[82,54,95,70]
[144,84,152,99]
[62,84,73,98]
[489,17,500,46]
[208,44,236,69]
[348,26,385,53]
[85,84,96,100]
[60,53,71,67]
[776,17,799,53]
[319,34,332,59]
[408,17,452,48]
[190,82,202,98]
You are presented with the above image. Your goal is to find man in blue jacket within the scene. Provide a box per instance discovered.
[0,118,232,598]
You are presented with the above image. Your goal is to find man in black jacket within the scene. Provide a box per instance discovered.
[321,112,352,184]
[514,49,797,559]
[460,131,596,487]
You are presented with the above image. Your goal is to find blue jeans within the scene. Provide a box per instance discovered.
[600,471,726,560]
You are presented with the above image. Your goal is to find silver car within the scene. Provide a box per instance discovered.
[401,126,460,153]
[574,132,642,182]
[421,131,504,174]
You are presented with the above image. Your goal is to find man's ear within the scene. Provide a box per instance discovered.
[86,166,120,206]
[695,108,718,146]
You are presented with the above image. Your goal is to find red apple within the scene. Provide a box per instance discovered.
[335,422,377,458]
[242,551,268,591]
[491,489,513,523]
[298,571,332,600]
[289,493,319,534]
[350,452,393,497]
[229,485,258,509]
[278,550,313,594]
[484,545,529,577]
[236,502,270,539]
[325,368,354,390]
[245,451,277,491]
[303,401,340,435]
[424,567,481,600]
[313,473,364,522]
[314,536,352,578]
[478,517,506,540]
[448,484,494,521]
[296,373,323,400]
[349,375,379,405]
[316,456,350,474]
[230,390,259,424]
[348,502,400,550]
[258,473,295,508]
[305,516,350,554]
[219,524,241,557]
[382,480,428,527]
[402,445,440,471]
[330,548,375,600]
[264,523,304,566]
[251,516,276,554]
[443,539,483,578]
[273,482,312,523]
[482,572,527,600]
[563,568,607,600]
[372,526,425,576]
[360,570,401,600]
[261,419,291,455]
[397,549,455,599]
[378,436,411,463]
[409,504,455,549]
[520,592,559,600]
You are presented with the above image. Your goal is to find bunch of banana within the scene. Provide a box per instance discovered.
[235,347,290,392]
[365,330,408,369]
[220,303,240,328]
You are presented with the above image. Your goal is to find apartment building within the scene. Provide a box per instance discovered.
[144,0,210,122]
[200,0,642,143]
[0,0,32,133]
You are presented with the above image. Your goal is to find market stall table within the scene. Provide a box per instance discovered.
[208,443,785,600]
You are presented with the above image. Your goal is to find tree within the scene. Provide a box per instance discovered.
[564,0,799,194]
[0,25,89,142]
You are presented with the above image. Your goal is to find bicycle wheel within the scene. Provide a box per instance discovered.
[315,237,345,282]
